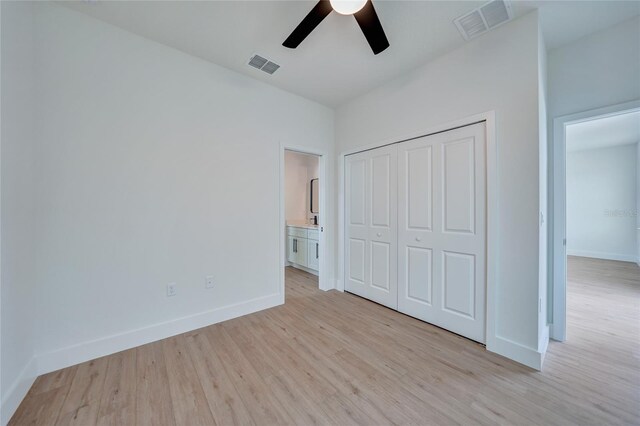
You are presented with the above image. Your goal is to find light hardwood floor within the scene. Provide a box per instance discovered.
[10,259,640,425]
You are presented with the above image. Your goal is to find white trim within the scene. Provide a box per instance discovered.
[339,112,492,157]
[337,153,345,292]
[539,324,550,357]
[551,99,640,342]
[567,250,638,263]
[36,293,281,375]
[338,111,503,361]
[279,144,331,294]
[289,263,319,276]
[492,336,544,370]
[485,112,498,352]
[1,357,38,425]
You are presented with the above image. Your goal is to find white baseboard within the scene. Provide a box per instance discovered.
[538,325,550,366]
[567,249,637,263]
[487,336,544,371]
[36,293,281,376]
[289,263,319,276]
[1,357,38,425]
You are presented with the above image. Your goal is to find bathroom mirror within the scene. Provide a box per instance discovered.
[310,178,319,213]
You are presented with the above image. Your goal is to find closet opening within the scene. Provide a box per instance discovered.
[342,117,496,345]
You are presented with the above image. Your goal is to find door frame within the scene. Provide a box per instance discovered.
[550,99,640,341]
[279,144,330,303]
[338,111,497,348]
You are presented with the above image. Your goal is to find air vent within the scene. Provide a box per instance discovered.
[248,54,268,69]
[454,0,513,40]
[247,54,280,75]
[261,61,280,75]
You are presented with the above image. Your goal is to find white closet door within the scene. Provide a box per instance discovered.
[345,145,398,309]
[398,122,486,343]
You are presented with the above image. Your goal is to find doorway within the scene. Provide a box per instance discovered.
[280,147,326,302]
[551,100,640,341]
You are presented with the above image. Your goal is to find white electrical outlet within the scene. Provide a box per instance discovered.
[205,275,215,289]
[167,282,177,297]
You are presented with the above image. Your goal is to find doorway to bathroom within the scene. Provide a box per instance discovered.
[280,148,326,301]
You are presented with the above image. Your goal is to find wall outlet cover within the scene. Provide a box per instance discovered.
[205,276,215,289]
[167,283,177,297]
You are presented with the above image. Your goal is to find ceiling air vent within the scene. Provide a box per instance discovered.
[454,0,513,41]
[248,54,268,69]
[248,54,280,75]
[261,61,280,75]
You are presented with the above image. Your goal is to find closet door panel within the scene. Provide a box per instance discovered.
[371,154,391,228]
[398,122,486,343]
[345,155,369,297]
[436,123,486,342]
[345,145,397,309]
[406,246,433,305]
[442,137,476,234]
[406,145,433,231]
[442,251,476,318]
[367,146,397,308]
[398,138,438,323]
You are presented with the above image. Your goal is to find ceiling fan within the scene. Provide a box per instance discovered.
[283,0,389,55]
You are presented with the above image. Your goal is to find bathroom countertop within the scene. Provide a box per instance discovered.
[286,222,319,230]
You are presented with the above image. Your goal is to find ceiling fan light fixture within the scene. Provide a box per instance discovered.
[329,0,367,15]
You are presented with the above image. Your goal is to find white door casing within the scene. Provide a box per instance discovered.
[345,144,398,309]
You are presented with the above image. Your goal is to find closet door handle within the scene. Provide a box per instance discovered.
[415,237,422,242]
[376,232,382,237]
[293,239,297,253]
[316,243,319,259]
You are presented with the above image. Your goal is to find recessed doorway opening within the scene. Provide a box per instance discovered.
[280,147,327,302]
[551,101,640,342]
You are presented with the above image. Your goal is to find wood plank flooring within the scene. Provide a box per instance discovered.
[10,259,640,425]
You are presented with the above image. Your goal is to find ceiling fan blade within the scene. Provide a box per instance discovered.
[283,0,333,49]
[353,0,389,55]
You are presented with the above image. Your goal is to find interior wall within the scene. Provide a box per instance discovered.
[637,143,640,266]
[566,144,638,261]
[0,2,39,423]
[285,151,319,224]
[336,12,545,368]
[31,3,334,374]
[548,16,640,119]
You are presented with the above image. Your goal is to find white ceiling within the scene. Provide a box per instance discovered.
[566,110,640,152]
[61,0,640,107]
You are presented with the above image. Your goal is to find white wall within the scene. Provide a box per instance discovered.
[637,143,640,266]
[567,144,638,262]
[285,151,319,223]
[29,3,334,376]
[336,12,545,368]
[0,2,39,423]
[548,16,640,119]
